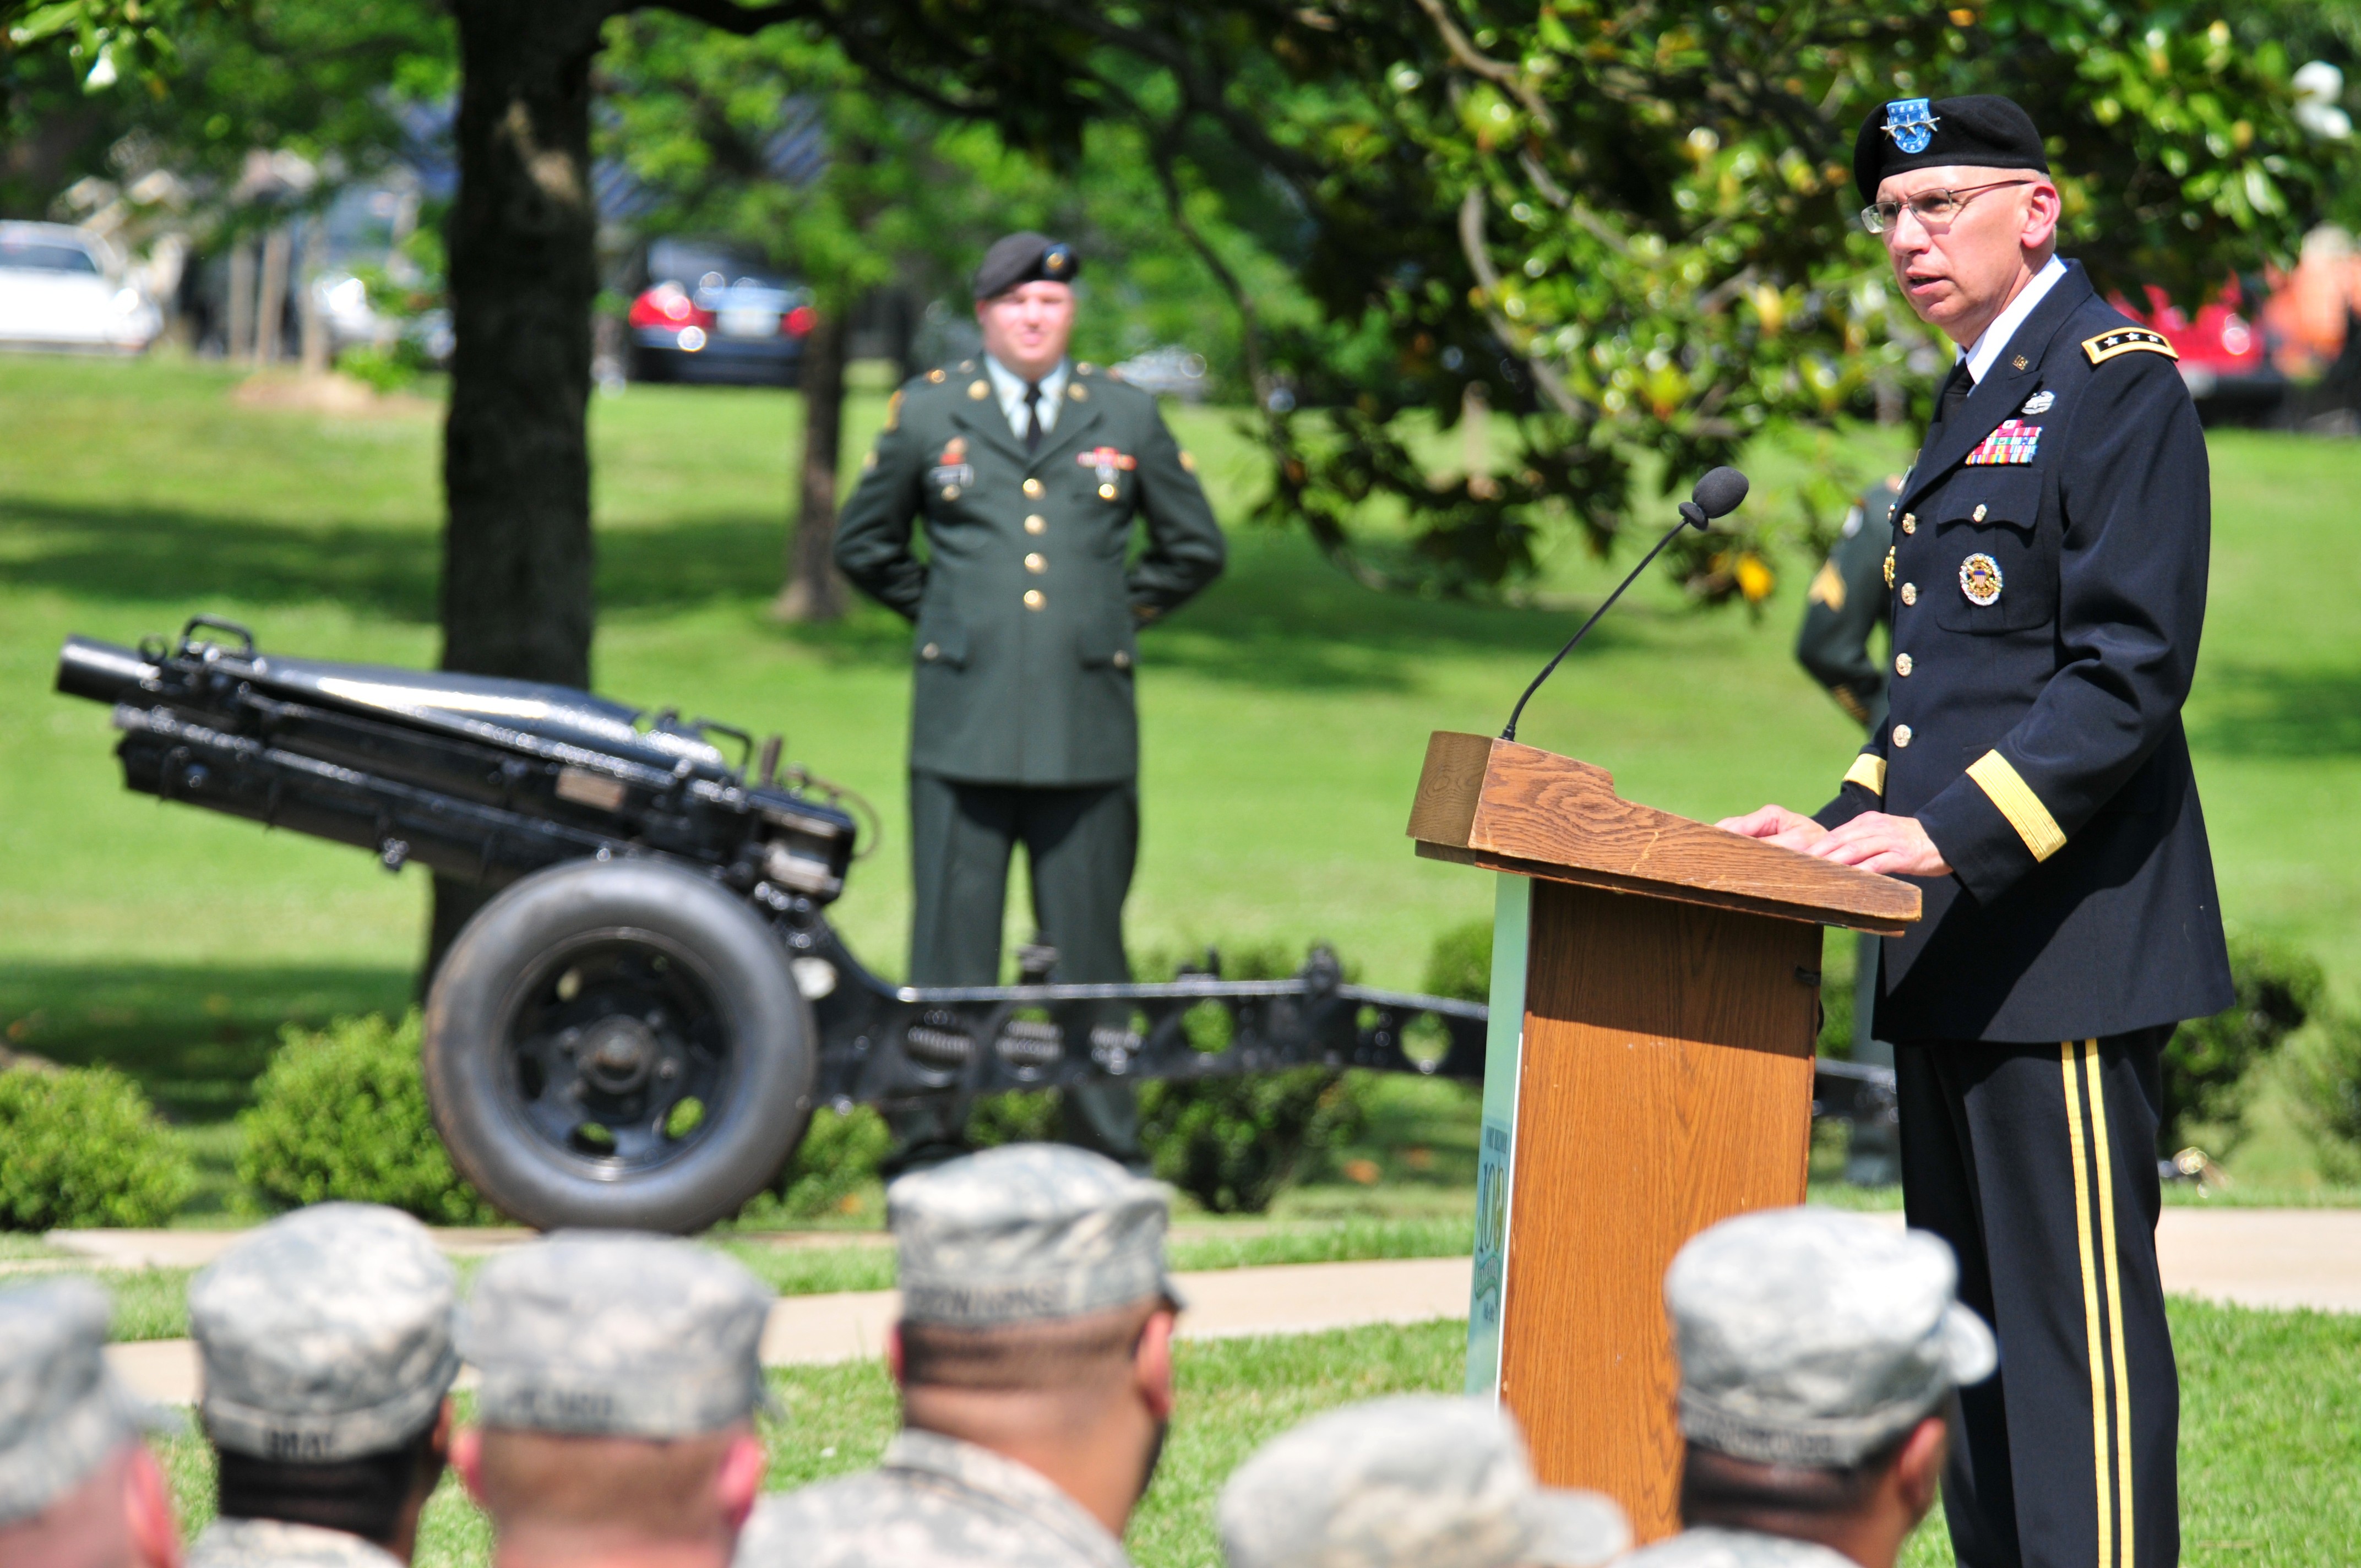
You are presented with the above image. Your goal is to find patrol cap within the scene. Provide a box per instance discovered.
[889,1144,1177,1328]
[460,1232,773,1438]
[189,1202,458,1463]
[1853,94,2049,203]
[1666,1208,1996,1468]
[1618,1525,1856,1567]
[0,1279,170,1526]
[973,232,1080,300]
[1217,1395,1620,1568]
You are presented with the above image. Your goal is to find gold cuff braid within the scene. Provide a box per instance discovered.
[1967,750,2067,861]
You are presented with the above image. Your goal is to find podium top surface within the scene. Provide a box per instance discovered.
[1406,732,1921,935]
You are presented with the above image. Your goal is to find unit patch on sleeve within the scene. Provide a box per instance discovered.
[2082,327,2179,365]
[1965,419,2042,465]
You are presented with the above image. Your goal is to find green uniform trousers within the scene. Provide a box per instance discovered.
[900,770,1143,1168]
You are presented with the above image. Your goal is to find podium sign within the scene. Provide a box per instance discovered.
[1409,732,1917,1540]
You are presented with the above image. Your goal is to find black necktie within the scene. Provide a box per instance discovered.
[1024,381,1043,454]
[1938,362,1973,429]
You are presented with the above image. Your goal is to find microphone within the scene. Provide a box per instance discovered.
[1499,466,1749,742]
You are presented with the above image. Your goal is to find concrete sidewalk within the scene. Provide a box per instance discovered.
[84,1207,2361,1405]
[102,1255,1476,1404]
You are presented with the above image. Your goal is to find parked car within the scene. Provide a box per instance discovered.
[1113,345,1210,400]
[0,221,161,355]
[626,238,813,386]
[2117,279,2287,425]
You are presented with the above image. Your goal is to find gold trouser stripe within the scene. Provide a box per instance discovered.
[2062,1044,2115,1568]
[2085,1038,2137,1566]
[1843,753,1887,796]
[1968,750,2067,861]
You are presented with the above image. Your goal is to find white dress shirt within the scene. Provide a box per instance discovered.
[1956,253,2068,388]
[984,353,1069,442]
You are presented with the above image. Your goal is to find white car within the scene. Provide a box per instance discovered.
[0,221,162,354]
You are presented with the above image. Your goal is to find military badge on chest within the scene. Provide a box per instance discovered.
[1965,419,2041,465]
[929,437,974,499]
[1078,445,1137,501]
[1959,552,2004,606]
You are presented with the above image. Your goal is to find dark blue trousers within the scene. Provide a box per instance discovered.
[1896,1030,2179,1568]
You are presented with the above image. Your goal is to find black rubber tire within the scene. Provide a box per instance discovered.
[422,857,814,1233]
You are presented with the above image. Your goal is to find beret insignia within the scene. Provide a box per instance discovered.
[2082,328,2178,365]
[1883,99,1938,155]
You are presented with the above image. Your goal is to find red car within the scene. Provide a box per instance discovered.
[626,237,815,387]
[2115,278,2286,423]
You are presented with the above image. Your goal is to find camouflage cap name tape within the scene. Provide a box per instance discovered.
[189,1202,459,1463]
[1218,1395,1628,1568]
[1666,1208,1997,1468]
[889,1144,1176,1327]
[0,1279,170,1526]
[460,1232,773,1438]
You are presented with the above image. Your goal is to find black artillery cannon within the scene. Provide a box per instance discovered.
[57,617,1897,1231]
[55,617,1499,1232]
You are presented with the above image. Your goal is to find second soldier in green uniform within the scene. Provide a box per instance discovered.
[835,233,1228,1169]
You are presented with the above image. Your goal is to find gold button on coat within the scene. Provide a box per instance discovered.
[968,380,989,400]
[1022,589,1045,610]
[1901,513,1917,534]
[1098,482,1118,500]
[1895,654,1913,677]
[1893,724,1914,747]
[1112,650,1131,670]
[1022,477,1043,498]
[921,643,940,661]
[1025,514,1047,535]
[1024,553,1047,574]
[1972,503,1988,522]
[1901,582,1918,606]
[940,485,960,501]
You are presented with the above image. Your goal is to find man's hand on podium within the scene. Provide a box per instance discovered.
[1716,805,1952,878]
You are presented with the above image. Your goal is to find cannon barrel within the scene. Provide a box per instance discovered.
[56,635,160,706]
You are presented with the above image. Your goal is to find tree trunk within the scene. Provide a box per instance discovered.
[427,0,609,986]
[771,305,848,622]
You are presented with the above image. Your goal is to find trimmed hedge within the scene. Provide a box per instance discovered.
[2164,934,2326,1151]
[0,1064,192,1229]
[237,1011,497,1224]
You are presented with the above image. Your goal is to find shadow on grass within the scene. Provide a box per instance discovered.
[0,961,412,1121]
[2193,663,2361,759]
[775,530,1646,694]
[5,497,1641,696]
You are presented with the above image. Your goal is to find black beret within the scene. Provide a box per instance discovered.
[972,232,1080,300]
[1853,94,2049,204]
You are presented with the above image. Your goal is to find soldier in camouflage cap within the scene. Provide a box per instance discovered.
[451,1233,773,1568]
[1623,1207,1995,1568]
[0,1279,180,1568]
[186,1202,459,1568]
[739,1144,1182,1568]
[1217,1395,1628,1568]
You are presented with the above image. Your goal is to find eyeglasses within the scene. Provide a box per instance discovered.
[1860,181,2033,236]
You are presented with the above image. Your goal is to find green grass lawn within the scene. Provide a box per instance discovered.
[140,1299,2361,1568]
[3,352,2359,1190]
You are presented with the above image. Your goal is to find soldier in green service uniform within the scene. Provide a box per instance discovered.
[1797,476,1903,1185]
[835,232,1228,1169]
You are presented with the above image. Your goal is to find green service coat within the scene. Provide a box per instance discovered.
[835,358,1227,786]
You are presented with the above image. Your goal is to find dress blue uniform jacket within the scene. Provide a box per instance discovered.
[1816,260,2234,1043]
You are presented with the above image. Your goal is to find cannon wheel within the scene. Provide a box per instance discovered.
[423,857,815,1233]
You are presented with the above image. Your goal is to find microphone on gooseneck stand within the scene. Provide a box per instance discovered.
[1498,465,1750,742]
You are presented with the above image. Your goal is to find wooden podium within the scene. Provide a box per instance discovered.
[1407,732,1919,1541]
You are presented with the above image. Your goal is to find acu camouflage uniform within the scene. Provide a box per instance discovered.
[1623,1207,1993,1568]
[0,1277,171,1531]
[185,1202,459,1568]
[740,1145,1178,1568]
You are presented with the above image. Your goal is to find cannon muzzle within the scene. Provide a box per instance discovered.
[56,636,160,706]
